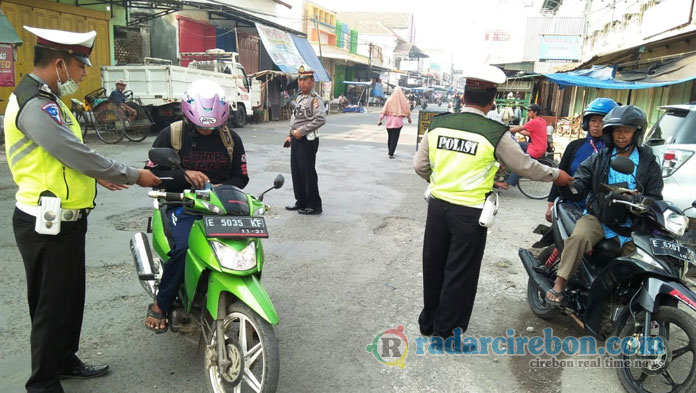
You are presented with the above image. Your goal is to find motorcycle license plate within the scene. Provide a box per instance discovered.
[650,238,690,261]
[203,216,268,238]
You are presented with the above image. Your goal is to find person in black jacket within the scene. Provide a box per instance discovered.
[546,105,663,305]
[143,80,248,332]
[545,98,617,221]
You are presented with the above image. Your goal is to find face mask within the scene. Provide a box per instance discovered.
[55,61,79,97]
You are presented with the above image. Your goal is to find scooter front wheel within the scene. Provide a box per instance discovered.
[615,306,696,393]
[206,302,279,393]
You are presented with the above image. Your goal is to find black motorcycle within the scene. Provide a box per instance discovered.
[520,156,696,393]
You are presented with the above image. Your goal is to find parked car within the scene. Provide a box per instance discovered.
[644,103,696,245]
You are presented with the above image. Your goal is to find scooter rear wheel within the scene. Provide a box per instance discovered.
[206,302,279,393]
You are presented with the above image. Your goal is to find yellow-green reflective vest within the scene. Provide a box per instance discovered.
[427,112,508,207]
[4,76,96,209]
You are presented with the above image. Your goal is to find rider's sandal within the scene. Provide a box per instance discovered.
[545,289,564,308]
[146,303,169,334]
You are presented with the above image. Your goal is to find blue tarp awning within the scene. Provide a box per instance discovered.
[544,63,696,90]
[343,81,371,85]
[291,35,330,82]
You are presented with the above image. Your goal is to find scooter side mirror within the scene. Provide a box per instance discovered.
[149,148,181,169]
[610,156,634,175]
[273,174,284,189]
[258,174,284,202]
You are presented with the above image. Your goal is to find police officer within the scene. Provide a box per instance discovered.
[284,65,326,215]
[413,65,573,340]
[4,26,161,393]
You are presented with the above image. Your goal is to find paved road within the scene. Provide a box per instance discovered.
[1,106,629,393]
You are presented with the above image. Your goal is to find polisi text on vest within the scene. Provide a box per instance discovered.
[437,136,479,155]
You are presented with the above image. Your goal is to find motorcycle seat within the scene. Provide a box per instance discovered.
[557,202,583,234]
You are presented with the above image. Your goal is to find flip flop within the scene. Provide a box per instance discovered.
[145,303,169,334]
[545,289,564,308]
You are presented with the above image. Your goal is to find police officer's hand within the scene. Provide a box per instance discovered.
[185,170,210,189]
[292,129,302,140]
[283,136,291,148]
[136,169,162,187]
[98,179,129,191]
[545,201,554,223]
[553,169,573,187]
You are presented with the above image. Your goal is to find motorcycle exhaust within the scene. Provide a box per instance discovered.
[519,249,553,294]
[130,232,158,298]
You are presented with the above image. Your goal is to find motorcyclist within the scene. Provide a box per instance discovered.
[544,98,618,222]
[143,79,249,331]
[453,92,461,113]
[545,105,663,305]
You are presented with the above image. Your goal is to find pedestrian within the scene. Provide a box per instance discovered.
[3,26,161,393]
[377,86,412,159]
[413,64,573,340]
[108,78,137,122]
[486,104,502,122]
[284,65,326,215]
[494,103,548,190]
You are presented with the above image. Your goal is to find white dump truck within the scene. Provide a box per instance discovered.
[101,50,259,130]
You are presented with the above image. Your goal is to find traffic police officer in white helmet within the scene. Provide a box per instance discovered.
[4,26,161,393]
[413,64,573,342]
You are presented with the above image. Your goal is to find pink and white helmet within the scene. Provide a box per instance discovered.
[181,79,229,129]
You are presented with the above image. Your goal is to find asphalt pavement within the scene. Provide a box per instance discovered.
[1,106,630,393]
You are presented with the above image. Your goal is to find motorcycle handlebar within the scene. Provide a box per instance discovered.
[147,190,184,201]
[607,191,633,203]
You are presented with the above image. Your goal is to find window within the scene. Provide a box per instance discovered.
[646,109,690,145]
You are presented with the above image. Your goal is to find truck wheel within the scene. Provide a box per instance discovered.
[231,105,246,128]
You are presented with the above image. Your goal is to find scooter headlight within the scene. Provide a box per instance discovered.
[211,241,257,271]
[663,210,688,237]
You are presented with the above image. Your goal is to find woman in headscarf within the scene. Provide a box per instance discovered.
[377,87,412,158]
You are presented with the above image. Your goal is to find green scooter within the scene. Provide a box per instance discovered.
[131,148,282,393]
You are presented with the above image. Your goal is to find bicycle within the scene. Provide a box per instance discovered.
[70,88,153,144]
[495,154,559,200]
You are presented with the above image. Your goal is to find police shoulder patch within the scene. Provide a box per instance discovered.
[312,98,319,108]
[41,102,63,125]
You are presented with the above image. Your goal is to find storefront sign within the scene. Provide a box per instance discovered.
[0,44,15,87]
[417,110,440,149]
[539,35,582,63]
[255,23,305,73]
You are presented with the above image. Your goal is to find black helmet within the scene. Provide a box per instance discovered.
[602,105,647,149]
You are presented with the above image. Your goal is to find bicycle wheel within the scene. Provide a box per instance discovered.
[518,157,558,200]
[94,109,125,144]
[123,102,150,142]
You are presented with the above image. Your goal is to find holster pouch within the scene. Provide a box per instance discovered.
[479,192,499,228]
[306,130,320,141]
[35,196,61,235]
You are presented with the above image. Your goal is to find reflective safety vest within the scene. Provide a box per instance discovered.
[4,76,96,209]
[427,112,508,207]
